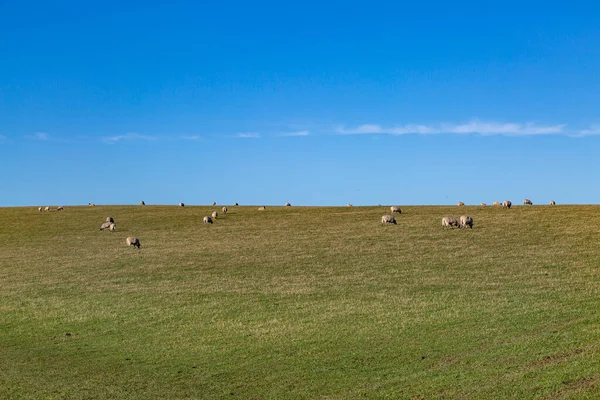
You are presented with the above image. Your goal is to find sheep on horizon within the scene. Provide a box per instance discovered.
[503,200,512,209]
[179,202,185,207]
[44,206,50,212]
[550,200,556,205]
[524,199,533,205]
[140,201,145,206]
[57,206,64,211]
[457,202,465,206]
[258,206,266,211]
[285,202,291,207]
[493,201,501,206]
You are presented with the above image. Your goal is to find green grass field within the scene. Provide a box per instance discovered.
[1,204,599,399]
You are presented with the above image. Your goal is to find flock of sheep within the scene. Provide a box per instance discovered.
[37,198,556,247]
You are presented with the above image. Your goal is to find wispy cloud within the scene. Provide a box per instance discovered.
[179,135,203,141]
[102,133,157,144]
[236,132,261,139]
[337,121,567,136]
[25,132,50,140]
[576,126,600,137]
[278,130,310,137]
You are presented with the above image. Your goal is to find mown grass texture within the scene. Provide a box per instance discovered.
[1,204,599,399]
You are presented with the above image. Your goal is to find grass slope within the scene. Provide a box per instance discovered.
[1,205,599,399]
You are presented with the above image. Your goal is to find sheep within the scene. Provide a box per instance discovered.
[203,216,213,224]
[502,200,512,209]
[523,199,533,206]
[457,202,465,206]
[442,217,459,228]
[44,206,50,212]
[140,201,145,206]
[222,206,228,214]
[126,237,141,248]
[480,203,486,206]
[99,222,112,230]
[347,204,353,207]
[234,202,239,206]
[377,204,381,207]
[212,202,216,206]
[179,202,185,207]
[57,206,64,211]
[381,215,397,225]
[550,200,556,206]
[38,207,42,213]
[390,206,402,214]
[285,202,291,207]
[212,211,218,219]
[109,223,116,232]
[258,206,266,211]
[88,203,95,207]
[106,217,114,223]
[459,215,473,229]
[493,201,501,206]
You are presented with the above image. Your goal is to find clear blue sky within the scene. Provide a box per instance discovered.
[1,1,599,206]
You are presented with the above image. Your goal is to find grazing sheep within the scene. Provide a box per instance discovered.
[89,203,95,207]
[523,198,533,205]
[457,202,465,206]
[126,237,141,248]
[140,201,145,206]
[179,202,184,207]
[381,215,397,225]
[38,207,42,213]
[258,206,266,211]
[212,202,217,206]
[222,206,228,214]
[57,206,64,211]
[212,211,218,219]
[377,204,381,207]
[493,201,501,206]
[550,200,556,206]
[459,215,473,229]
[285,202,291,207]
[347,204,353,207]
[44,206,50,212]
[109,223,116,232]
[106,217,114,223]
[99,222,112,230]
[203,216,213,224]
[480,203,486,206]
[390,206,402,214]
[442,217,459,228]
[234,202,239,206]
[502,200,512,209]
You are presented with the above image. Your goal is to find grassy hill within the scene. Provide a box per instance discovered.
[1,204,599,399]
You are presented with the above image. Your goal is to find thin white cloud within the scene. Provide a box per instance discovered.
[102,133,157,144]
[576,126,600,137]
[278,130,310,137]
[25,132,50,140]
[337,121,567,136]
[236,133,260,139]
[178,135,203,141]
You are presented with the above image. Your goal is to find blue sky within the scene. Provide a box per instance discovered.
[1,1,599,206]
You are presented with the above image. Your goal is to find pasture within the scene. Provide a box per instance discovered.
[1,204,600,399]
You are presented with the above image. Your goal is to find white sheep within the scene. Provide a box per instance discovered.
[179,202,185,207]
[109,223,116,232]
[44,206,50,212]
[212,211,218,219]
[203,216,213,224]
[126,237,140,248]
[140,201,145,206]
[222,206,228,214]
[457,202,465,206]
[442,217,459,228]
[38,207,42,213]
[285,202,291,207]
[550,200,556,206]
[503,200,512,209]
[106,217,114,223]
[212,202,217,206]
[99,222,112,230]
[381,215,397,225]
[523,199,533,205]
[390,206,401,214]
[459,215,473,229]
[57,206,64,211]
[258,206,266,211]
